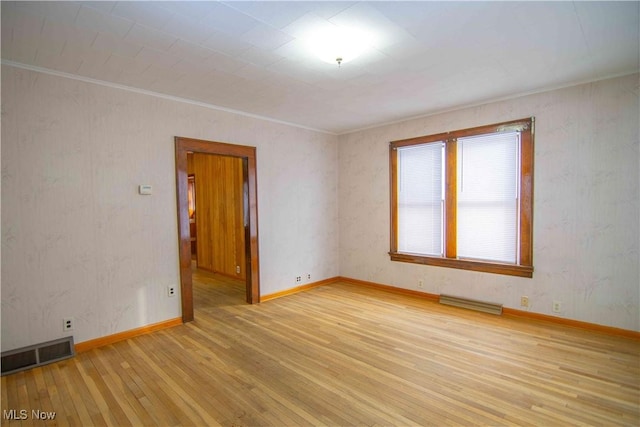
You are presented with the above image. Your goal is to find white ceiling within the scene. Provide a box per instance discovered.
[2,1,639,134]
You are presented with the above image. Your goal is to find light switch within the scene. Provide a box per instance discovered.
[138,185,153,195]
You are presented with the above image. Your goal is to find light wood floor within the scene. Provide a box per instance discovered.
[2,270,639,426]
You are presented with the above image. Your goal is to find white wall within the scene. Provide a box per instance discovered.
[338,74,640,332]
[1,65,339,351]
[2,66,637,354]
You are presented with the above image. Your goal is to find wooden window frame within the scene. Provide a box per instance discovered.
[389,118,534,278]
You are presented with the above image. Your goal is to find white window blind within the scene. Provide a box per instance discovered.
[397,143,444,256]
[456,132,520,263]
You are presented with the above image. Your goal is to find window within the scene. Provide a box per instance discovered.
[389,118,534,277]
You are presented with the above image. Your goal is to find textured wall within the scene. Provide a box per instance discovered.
[1,65,339,351]
[338,74,640,331]
[2,65,637,354]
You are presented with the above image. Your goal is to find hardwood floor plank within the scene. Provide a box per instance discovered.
[50,364,85,426]
[88,349,144,426]
[72,359,110,425]
[116,340,208,426]
[135,334,233,424]
[42,369,80,426]
[126,339,222,427]
[2,272,639,426]
[4,384,19,426]
[0,382,6,411]
[14,373,34,427]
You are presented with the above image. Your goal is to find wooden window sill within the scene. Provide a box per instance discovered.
[389,252,533,278]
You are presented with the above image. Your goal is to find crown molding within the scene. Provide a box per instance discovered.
[1,60,336,136]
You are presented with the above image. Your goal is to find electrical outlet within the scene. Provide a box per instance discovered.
[236,265,241,274]
[168,286,176,297]
[418,280,424,289]
[296,276,302,283]
[553,301,561,313]
[307,274,311,280]
[520,296,529,307]
[63,317,74,332]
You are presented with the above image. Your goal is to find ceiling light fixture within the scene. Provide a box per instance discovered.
[307,25,374,67]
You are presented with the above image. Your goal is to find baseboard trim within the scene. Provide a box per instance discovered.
[75,317,183,353]
[337,276,638,340]
[261,277,341,302]
[337,276,440,302]
[502,308,640,340]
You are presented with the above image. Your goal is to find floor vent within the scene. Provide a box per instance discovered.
[439,294,503,315]
[1,336,74,376]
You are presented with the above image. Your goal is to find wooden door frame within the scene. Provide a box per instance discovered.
[175,136,260,322]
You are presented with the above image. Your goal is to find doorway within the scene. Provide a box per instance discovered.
[175,137,260,323]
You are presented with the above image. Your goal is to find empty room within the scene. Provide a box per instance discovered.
[1,1,639,426]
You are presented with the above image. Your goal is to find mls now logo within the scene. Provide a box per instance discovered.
[3,409,56,420]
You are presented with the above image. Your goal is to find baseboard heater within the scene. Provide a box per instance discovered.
[1,336,75,376]
[439,294,503,315]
